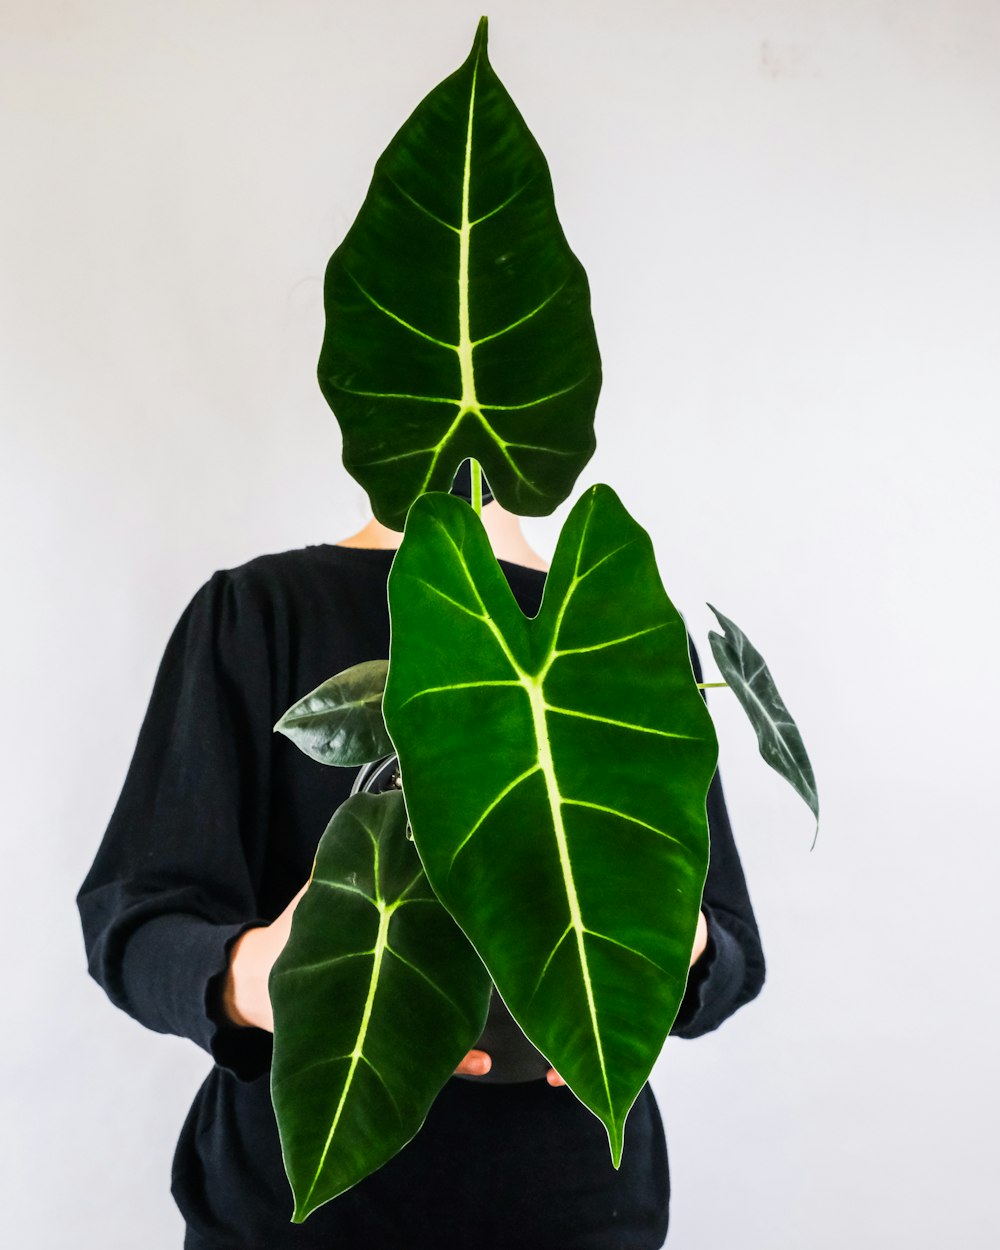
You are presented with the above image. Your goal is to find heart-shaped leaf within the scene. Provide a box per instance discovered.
[707,605,819,838]
[274,660,392,766]
[318,17,601,529]
[270,791,492,1220]
[383,486,718,1163]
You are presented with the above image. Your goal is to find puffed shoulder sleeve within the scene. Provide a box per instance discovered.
[77,570,275,1079]
[669,643,766,1039]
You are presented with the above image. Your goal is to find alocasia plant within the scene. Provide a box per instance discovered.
[270,17,818,1222]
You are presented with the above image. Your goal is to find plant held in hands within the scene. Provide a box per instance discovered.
[270,17,818,1223]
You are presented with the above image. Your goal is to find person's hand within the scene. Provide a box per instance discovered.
[541,911,709,1090]
[222,882,309,1032]
[690,909,709,968]
[454,1049,492,1077]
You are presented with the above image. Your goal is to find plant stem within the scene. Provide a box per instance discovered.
[469,458,483,517]
[697,682,728,689]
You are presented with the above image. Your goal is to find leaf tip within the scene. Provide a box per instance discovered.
[609,1127,624,1170]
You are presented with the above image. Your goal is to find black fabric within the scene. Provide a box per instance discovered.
[78,544,765,1249]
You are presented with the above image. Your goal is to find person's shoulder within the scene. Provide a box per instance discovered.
[223,544,340,585]
[211,543,394,609]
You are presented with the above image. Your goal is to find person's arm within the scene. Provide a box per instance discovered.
[77,570,278,1080]
[669,641,766,1039]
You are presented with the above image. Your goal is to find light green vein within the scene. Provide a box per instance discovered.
[544,704,696,741]
[582,929,676,980]
[552,625,667,658]
[469,175,537,226]
[419,581,488,623]
[302,898,391,1210]
[384,173,459,233]
[415,408,469,494]
[562,798,682,846]
[479,378,587,412]
[575,537,641,586]
[394,679,522,713]
[528,922,573,1004]
[386,946,468,1018]
[347,270,458,351]
[501,439,578,456]
[472,278,569,346]
[312,879,380,906]
[326,382,459,405]
[359,1054,404,1123]
[278,950,375,977]
[524,680,615,1127]
[448,764,541,871]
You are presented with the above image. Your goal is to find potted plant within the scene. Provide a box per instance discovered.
[269,18,817,1222]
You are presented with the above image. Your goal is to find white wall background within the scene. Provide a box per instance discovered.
[3,1,998,1246]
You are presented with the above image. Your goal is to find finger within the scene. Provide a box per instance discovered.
[545,1069,565,1087]
[454,1049,492,1077]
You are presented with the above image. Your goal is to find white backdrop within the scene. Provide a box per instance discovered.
[3,1,998,1246]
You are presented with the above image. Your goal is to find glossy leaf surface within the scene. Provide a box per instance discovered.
[707,605,819,836]
[384,486,718,1163]
[270,792,492,1219]
[274,660,392,766]
[318,17,601,529]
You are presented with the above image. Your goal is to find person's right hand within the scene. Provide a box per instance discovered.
[222,882,309,1032]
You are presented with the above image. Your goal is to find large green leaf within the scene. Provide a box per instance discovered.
[318,17,601,529]
[270,791,492,1220]
[707,605,820,839]
[383,486,718,1163]
[274,660,392,766]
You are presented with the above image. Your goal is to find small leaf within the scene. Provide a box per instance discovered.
[274,660,393,766]
[270,791,492,1219]
[707,605,819,838]
[318,17,601,528]
[384,486,718,1165]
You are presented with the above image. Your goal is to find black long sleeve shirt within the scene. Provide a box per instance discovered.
[78,544,764,1249]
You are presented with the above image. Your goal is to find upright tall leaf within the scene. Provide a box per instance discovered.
[318,17,601,529]
[383,486,718,1163]
[707,606,819,838]
[270,792,492,1220]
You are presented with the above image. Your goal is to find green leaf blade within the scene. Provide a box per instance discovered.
[318,21,600,527]
[274,660,393,766]
[270,792,492,1219]
[384,487,718,1163]
[707,604,820,836]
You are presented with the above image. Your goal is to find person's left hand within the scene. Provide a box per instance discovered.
[544,910,709,1088]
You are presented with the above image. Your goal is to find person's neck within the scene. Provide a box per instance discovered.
[337,501,548,571]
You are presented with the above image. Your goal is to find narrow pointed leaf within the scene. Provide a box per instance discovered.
[270,792,492,1219]
[383,487,718,1163]
[318,17,601,529]
[707,605,819,835]
[274,660,393,766]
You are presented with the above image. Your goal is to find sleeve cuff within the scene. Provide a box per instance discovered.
[670,906,750,1039]
[204,922,275,1082]
[118,913,273,1081]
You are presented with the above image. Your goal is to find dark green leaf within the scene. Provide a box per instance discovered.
[318,17,601,529]
[274,660,393,766]
[707,605,819,838]
[383,486,718,1164]
[270,791,492,1219]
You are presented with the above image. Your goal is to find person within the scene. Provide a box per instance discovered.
[77,490,765,1249]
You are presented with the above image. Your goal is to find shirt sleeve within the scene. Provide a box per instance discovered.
[77,570,276,1080]
[669,642,766,1039]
